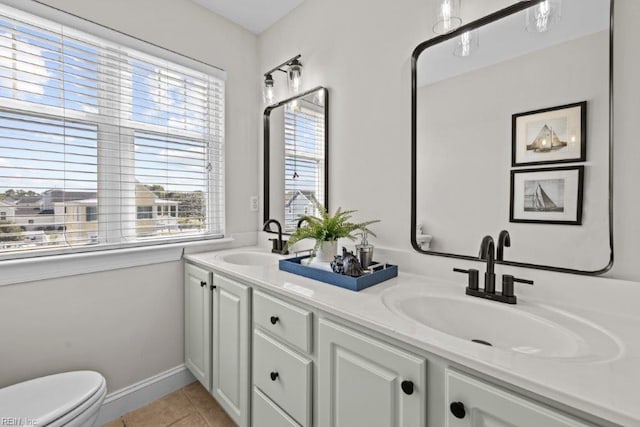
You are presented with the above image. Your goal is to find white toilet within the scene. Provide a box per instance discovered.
[0,371,107,427]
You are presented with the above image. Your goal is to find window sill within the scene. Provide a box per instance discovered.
[0,235,254,287]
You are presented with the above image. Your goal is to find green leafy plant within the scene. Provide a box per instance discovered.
[285,206,379,255]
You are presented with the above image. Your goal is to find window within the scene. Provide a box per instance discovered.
[136,206,153,220]
[0,211,5,220]
[86,206,97,222]
[0,4,225,258]
[283,99,326,233]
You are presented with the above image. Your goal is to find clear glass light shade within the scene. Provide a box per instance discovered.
[433,0,462,34]
[263,74,274,105]
[526,0,562,33]
[289,99,300,113]
[453,30,479,57]
[315,88,324,106]
[288,61,303,94]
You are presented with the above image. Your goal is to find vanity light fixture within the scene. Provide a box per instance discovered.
[262,54,303,105]
[453,30,479,57]
[433,0,462,34]
[288,58,303,94]
[263,74,275,105]
[525,0,562,33]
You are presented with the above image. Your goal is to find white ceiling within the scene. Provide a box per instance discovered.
[192,0,305,34]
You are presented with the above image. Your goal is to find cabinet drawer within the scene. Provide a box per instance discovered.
[253,329,312,427]
[254,290,312,353]
[446,369,592,427]
[253,387,301,427]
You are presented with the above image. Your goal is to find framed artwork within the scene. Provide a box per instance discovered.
[510,166,584,225]
[512,101,587,167]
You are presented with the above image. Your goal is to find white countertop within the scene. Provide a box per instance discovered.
[185,247,640,427]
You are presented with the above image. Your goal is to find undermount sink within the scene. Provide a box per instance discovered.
[382,288,621,362]
[219,251,281,266]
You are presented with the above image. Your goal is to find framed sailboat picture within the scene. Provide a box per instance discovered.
[510,166,584,225]
[512,101,587,166]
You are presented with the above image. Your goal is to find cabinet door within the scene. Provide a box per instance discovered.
[212,274,251,427]
[184,263,212,390]
[318,318,427,427]
[446,369,592,427]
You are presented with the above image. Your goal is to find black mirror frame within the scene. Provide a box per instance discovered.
[263,86,329,234]
[410,1,615,275]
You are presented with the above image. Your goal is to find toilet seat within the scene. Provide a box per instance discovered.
[0,371,106,426]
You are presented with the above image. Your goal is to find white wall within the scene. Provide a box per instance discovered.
[0,0,259,392]
[417,31,610,271]
[259,0,640,281]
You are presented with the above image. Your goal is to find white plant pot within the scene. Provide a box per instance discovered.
[316,240,338,263]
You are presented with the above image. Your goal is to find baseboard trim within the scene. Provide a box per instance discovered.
[96,365,196,425]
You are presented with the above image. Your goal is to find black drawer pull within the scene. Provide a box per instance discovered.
[270,371,279,381]
[401,380,414,395]
[450,401,466,419]
[200,281,206,287]
[270,316,279,325]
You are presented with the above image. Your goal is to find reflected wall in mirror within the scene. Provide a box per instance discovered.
[411,0,612,274]
[264,87,328,234]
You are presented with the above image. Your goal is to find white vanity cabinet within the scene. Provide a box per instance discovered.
[317,318,427,427]
[184,263,212,390]
[184,263,251,427]
[445,369,592,427]
[212,274,251,427]
[185,258,607,427]
[252,290,313,427]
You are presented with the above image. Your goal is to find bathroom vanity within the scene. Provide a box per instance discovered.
[183,248,638,427]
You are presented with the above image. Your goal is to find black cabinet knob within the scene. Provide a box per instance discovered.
[200,281,206,287]
[450,401,466,419]
[270,316,279,325]
[270,371,279,381]
[401,380,414,395]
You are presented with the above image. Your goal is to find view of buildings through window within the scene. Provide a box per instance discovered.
[0,5,224,253]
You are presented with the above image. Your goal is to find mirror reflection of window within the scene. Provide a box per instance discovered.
[283,99,325,233]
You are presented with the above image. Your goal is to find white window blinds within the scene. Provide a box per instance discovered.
[0,4,225,257]
[283,99,325,233]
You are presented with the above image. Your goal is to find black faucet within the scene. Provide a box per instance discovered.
[497,230,511,261]
[478,235,496,293]
[262,219,288,255]
[297,217,308,229]
[454,234,533,304]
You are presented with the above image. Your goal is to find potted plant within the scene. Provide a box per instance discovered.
[285,206,379,262]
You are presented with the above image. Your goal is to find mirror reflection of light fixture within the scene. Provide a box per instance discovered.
[314,88,324,106]
[526,0,562,33]
[263,73,274,105]
[262,54,303,105]
[453,30,479,57]
[433,0,462,34]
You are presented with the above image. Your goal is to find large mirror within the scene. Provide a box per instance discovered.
[411,0,613,274]
[264,87,328,234]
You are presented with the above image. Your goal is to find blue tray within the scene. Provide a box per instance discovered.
[279,255,398,291]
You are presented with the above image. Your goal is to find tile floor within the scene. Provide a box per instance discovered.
[103,381,235,427]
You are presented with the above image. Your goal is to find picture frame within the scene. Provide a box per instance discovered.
[510,166,584,225]
[512,101,587,167]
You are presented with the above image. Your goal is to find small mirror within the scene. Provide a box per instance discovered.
[412,0,612,274]
[264,87,328,233]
